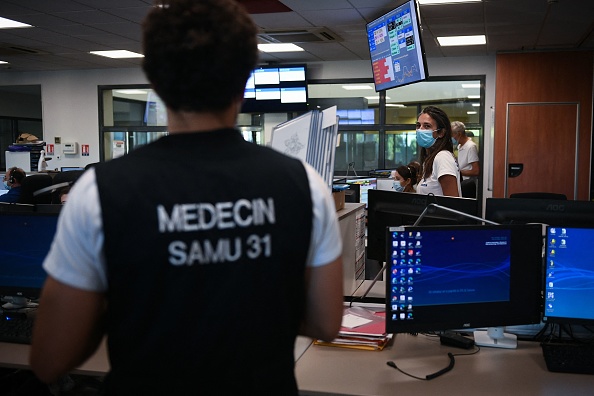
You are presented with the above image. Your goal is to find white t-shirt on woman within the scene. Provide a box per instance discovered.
[416,150,461,196]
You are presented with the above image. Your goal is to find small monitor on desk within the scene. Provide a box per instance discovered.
[346,177,377,208]
[544,226,594,326]
[0,210,58,309]
[385,224,543,348]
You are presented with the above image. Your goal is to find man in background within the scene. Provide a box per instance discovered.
[30,1,343,394]
[1,167,26,203]
[452,121,480,198]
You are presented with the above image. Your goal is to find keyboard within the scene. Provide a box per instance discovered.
[0,314,34,344]
[541,341,594,375]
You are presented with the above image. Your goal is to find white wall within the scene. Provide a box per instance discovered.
[0,55,496,199]
[0,68,148,169]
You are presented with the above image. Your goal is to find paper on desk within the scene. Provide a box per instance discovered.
[342,313,372,329]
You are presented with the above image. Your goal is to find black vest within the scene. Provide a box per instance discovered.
[94,129,313,395]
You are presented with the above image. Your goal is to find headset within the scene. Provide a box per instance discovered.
[8,167,17,184]
[7,167,23,185]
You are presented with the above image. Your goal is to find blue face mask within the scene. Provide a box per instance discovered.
[416,129,437,148]
[3,181,10,190]
[452,137,458,146]
[393,181,405,192]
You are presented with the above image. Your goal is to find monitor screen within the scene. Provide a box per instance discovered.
[485,198,594,227]
[366,0,428,92]
[544,226,594,326]
[0,211,59,308]
[385,224,543,347]
[242,65,308,113]
[367,190,478,262]
[346,177,377,208]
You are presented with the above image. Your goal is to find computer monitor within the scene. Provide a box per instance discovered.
[0,211,59,309]
[365,0,428,92]
[367,190,479,262]
[346,177,377,208]
[385,224,544,349]
[543,226,594,326]
[485,197,594,227]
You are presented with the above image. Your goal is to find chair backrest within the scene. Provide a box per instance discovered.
[509,192,567,200]
[18,174,54,204]
[50,170,84,204]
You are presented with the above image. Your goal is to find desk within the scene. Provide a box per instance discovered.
[295,333,594,395]
[0,338,109,377]
[0,336,312,378]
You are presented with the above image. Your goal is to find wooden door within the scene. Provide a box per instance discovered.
[505,103,578,199]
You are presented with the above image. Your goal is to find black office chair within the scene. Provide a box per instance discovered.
[461,179,477,199]
[17,174,53,205]
[50,170,84,204]
[509,192,567,200]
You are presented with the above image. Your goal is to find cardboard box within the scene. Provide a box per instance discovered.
[332,190,345,211]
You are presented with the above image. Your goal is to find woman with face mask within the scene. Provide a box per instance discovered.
[415,106,461,197]
[391,163,418,193]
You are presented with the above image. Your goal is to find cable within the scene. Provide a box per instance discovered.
[386,352,455,381]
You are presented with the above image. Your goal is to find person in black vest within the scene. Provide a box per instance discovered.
[30,1,344,394]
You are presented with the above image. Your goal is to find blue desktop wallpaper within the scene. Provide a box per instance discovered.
[389,228,511,307]
[545,227,594,320]
[0,215,57,289]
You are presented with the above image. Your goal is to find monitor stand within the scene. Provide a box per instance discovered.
[473,327,517,349]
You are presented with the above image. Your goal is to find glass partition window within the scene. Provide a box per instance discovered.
[307,78,484,176]
[308,83,379,125]
[334,131,379,174]
[100,87,170,161]
[103,88,167,127]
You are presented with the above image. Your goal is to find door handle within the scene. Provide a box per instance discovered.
[508,163,523,178]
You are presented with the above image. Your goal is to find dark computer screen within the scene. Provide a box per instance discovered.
[367,190,479,262]
[0,211,59,307]
[485,197,594,227]
[346,177,377,208]
[544,226,594,326]
[385,224,543,347]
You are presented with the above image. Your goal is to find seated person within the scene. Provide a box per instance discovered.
[58,186,70,204]
[1,167,26,203]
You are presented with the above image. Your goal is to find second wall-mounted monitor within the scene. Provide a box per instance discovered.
[366,0,428,92]
[242,65,308,113]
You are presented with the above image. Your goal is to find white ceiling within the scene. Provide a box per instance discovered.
[0,0,590,73]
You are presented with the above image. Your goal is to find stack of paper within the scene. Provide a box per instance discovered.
[314,307,393,351]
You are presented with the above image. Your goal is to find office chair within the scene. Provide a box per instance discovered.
[461,179,477,199]
[17,174,53,205]
[50,170,84,204]
[509,192,567,200]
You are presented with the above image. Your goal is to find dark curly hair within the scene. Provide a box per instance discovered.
[142,0,259,112]
[418,106,454,180]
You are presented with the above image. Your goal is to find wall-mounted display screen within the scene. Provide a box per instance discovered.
[366,0,428,92]
[242,65,308,113]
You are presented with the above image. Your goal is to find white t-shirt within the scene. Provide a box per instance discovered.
[417,150,461,196]
[457,139,479,181]
[43,164,342,292]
